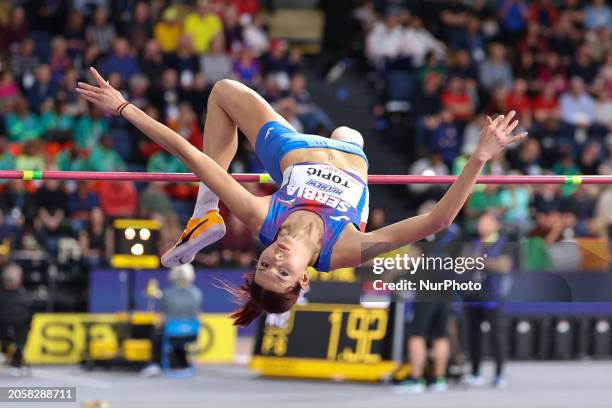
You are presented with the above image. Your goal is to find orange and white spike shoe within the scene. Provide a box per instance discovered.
[161,210,226,267]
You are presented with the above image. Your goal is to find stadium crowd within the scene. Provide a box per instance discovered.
[0,0,339,274]
[360,0,612,240]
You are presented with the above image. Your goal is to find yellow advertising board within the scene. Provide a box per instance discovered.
[24,313,236,364]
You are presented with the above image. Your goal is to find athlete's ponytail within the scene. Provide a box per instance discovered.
[224,272,301,327]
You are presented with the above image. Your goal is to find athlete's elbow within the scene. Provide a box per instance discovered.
[429,213,452,232]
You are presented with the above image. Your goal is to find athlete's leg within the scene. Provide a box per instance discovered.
[162,80,292,266]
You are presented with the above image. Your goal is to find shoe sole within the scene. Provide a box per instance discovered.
[161,224,226,267]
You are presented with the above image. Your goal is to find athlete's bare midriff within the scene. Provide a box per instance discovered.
[279,148,368,182]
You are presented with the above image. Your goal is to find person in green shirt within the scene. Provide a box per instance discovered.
[147,150,189,174]
[6,98,44,142]
[74,105,109,149]
[55,145,89,171]
[40,100,76,142]
[552,151,581,197]
[0,137,15,184]
[85,135,126,172]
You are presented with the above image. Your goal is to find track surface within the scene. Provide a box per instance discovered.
[2,361,611,408]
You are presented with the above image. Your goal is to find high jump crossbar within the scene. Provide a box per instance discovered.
[2,170,610,185]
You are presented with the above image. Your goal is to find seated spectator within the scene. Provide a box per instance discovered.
[167,35,200,88]
[79,207,110,267]
[584,0,612,31]
[141,263,202,377]
[498,0,529,41]
[441,76,474,122]
[289,72,335,133]
[261,39,292,89]
[426,110,462,168]
[30,177,69,254]
[102,37,140,81]
[505,78,532,123]
[499,174,532,233]
[559,76,596,128]
[124,1,152,52]
[0,6,28,52]
[15,139,46,171]
[86,135,126,172]
[562,186,597,236]
[536,52,567,93]
[593,87,612,132]
[26,64,57,113]
[449,50,479,85]
[275,98,303,132]
[67,181,101,232]
[173,103,203,148]
[150,69,181,121]
[85,7,116,53]
[62,10,86,59]
[404,16,446,68]
[128,74,151,110]
[56,144,89,171]
[0,137,16,173]
[508,138,543,175]
[183,0,223,55]
[0,263,31,377]
[154,7,182,54]
[407,152,449,206]
[528,0,560,29]
[41,99,75,143]
[517,23,548,59]
[10,38,39,88]
[201,35,233,85]
[49,37,72,80]
[233,47,261,87]
[479,43,513,92]
[365,8,404,69]
[0,70,19,113]
[243,13,269,57]
[98,180,137,218]
[533,84,560,124]
[57,68,81,114]
[140,39,166,84]
[553,149,581,197]
[74,105,109,149]
[578,142,602,175]
[568,44,599,85]
[223,5,243,52]
[139,182,174,217]
[531,183,563,214]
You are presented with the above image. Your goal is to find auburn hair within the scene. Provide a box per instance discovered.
[224,272,301,327]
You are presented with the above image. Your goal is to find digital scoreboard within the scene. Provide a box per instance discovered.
[251,303,402,381]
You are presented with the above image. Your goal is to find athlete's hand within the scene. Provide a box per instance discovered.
[76,67,127,116]
[473,110,527,162]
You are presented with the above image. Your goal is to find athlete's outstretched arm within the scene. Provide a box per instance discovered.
[353,111,526,264]
[77,68,267,228]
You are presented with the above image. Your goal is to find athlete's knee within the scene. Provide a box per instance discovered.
[330,126,364,148]
[212,79,244,96]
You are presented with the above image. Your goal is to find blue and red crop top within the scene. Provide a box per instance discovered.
[259,162,370,272]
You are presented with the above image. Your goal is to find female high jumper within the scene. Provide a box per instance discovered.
[77,67,526,326]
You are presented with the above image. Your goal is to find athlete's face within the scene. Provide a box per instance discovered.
[255,236,310,293]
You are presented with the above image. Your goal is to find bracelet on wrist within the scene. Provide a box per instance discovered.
[116,101,131,117]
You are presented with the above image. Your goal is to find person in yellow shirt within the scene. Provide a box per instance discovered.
[154,7,183,54]
[183,0,223,55]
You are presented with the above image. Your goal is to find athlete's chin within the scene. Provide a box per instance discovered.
[277,236,297,251]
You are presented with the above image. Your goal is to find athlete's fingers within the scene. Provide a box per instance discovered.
[80,94,98,105]
[77,82,101,93]
[90,67,108,88]
[487,115,493,125]
[506,132,528,145]
[76,87,100,100]
[490,114,505,129]
[505,119,519,135]
[499,110,516,130]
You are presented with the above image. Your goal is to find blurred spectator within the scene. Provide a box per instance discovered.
[233,47,261,87]
[84,137,124,172]
[154,7,182,54]
[0,6,28,52]
[290,72,335,133]
[201,35,233,85]
[0,264,31,377]
[62,10,86,59]
[168,35,200,88]
[30,178,69,254]
[67,182,101,232]
[498,0,529,42]
[41,100,75,143]
[0,137,16,174]
[223,5,243,52]
[26,64,57,113]
[102,38,140,81]
[10,39,39,89]
[140,39,166,84]
[141,263,202,378]
[0,71,19,113]
[79,207,110,267]
[559,77,596,128]
[365,8,404,69]
[139,182,174,217]
[243,14,269,57]
[441,76,474,122]
[86,7,116,53]
[584,0,612,31]
[124,1,153,51]
[49,37,72,79]
[183,0,223,55]
[15,139,46,171]
[98,181,137,218]
[479,43,513,92]
[404,16,446,68]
